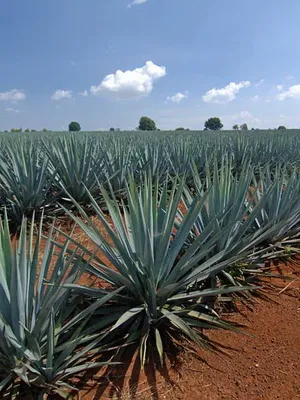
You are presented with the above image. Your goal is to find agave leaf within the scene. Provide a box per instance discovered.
[0,374,13,392]
[61,174,253,369]
[155,329,164,366]
[140,333,149,368]
[58,287,124,335]
[59,361,118,380]
[161,310,211,351]
[0,214,117,396]
[110,307,145,332]
[167,284,259,303]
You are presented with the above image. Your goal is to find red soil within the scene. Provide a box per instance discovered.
[75,263,300,400]
[166,264,300,400]
[40,218,300,400]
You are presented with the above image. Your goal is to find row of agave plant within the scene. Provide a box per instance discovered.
[1,130,300,229]
[1,158,300,398]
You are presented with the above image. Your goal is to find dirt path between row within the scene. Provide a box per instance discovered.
[167,273,300,400]
[79,262,300,400]
[42,219,299,400]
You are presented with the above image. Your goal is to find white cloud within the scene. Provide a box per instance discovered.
[226,111,260,125]
[80,90,88,97]
[52,90,72,100]
[0,89,26,101]
[255,79,264,87]
[4,107,20,113]
[252,95,261,102]
[239,111,253,119]
[276,85,284,91]
[286,75,294,80]
[232,111,252,120]
[277,85,300,100]
[202,81,250,104]
[90,61,166,99]
[128,0,148,8]
[166,92,188,104]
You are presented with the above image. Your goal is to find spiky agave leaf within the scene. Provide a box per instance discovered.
[0,141,59,229]
[249,164,300,243]
[61,174,255,368]
[0,212,121,397]
[182,157,255,253]
[45,135,106,206]
[181,160,300,299]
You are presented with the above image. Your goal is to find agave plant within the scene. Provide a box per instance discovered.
[233,164,300,263]
[182,158,253,252]
[45,135,106,206]
[0,213,120,398]
[60,174,255,368]
[179,159,256,298]
[182,159,274,256]
[0,141,58,229]
[249,165,300,243]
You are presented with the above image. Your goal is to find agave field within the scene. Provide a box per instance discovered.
[0,129,300,398]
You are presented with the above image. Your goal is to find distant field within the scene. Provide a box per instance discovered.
[1,127,300,398]
[0,127,300,229]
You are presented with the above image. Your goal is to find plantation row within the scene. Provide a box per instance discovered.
[1,129,300,228]
[1,130,300,398]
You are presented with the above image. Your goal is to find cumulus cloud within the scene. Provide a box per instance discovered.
[52,90,72,100]
[4,107,20,113]
[0,89,26,101]
[202,81,250,103]
[228,110,260,124]
[231,111,252,121]
[237,111,253,119]
[252,95,261,102]
[128,0,148,8]
[90,61,166,99]
[80,90,88,97]
[277,85,300,100]
[166,92,188,104]
[276,85,284,91]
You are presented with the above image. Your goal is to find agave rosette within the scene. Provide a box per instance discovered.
[46,135,106,206]
[60,175,256,367]
[0,141,58,228]
[0,214,119,398]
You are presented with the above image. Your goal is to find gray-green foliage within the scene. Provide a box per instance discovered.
[181,159,300,296]
[0,214,118,398]
[68,121,81,132]
[46,135,105,204]
[138,116,157,131]
[1,130,300,222]
[61,175,256,366]
[0,129,300,394]
[0,140,58,228]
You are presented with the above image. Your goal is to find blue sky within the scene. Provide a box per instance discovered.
[1,0,300,131]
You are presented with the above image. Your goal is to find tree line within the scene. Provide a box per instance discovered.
[3,118,288,133]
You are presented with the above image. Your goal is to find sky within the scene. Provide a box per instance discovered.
[1,0,300,131]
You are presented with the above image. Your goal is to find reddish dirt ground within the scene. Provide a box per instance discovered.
[167,270,300,400]
[79,270,299,395]
[77,265,300,400]
[40,218,300,400]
